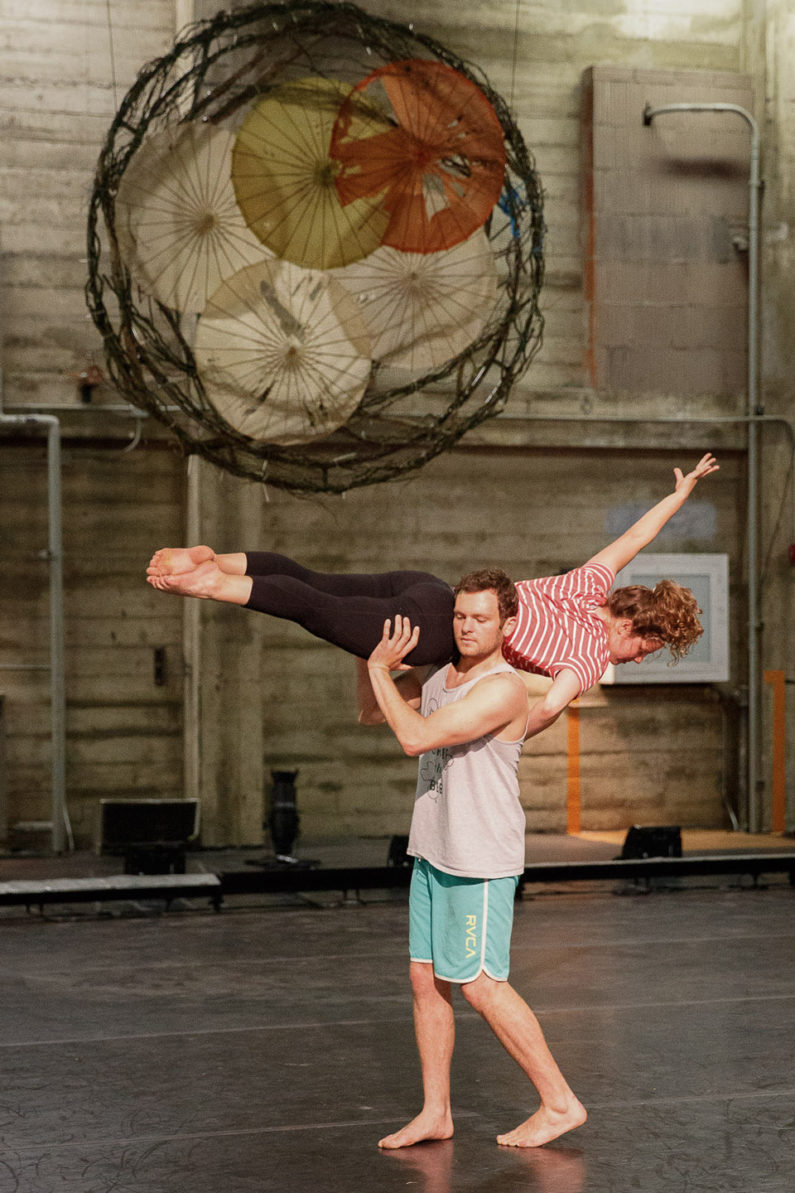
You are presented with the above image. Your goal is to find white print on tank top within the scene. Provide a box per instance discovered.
[418,692,452,798]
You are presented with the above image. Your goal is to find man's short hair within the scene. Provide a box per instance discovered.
[454,568,518,623]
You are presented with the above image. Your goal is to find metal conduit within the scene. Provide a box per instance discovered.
[0,413,71,852]
[183,455,202,807]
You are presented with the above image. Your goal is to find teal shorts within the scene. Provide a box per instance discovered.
[408,857,520,983]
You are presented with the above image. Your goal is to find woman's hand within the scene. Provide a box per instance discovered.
[588,452,720,575]
[673,453,719,494]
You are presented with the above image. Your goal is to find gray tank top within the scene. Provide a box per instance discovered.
[407,662,527,879]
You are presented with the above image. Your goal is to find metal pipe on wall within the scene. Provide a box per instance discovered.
[643,101,763,832]
[0,413,71,852]
[183,454,202,807]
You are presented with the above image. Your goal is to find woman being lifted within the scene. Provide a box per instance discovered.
[147,453,718,739]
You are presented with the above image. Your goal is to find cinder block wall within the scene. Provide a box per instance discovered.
[582,66,753,398]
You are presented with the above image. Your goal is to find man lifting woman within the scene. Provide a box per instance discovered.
[146,454,718,731]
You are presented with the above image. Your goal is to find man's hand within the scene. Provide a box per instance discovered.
[673,453,719,495]
[368,615,421,673]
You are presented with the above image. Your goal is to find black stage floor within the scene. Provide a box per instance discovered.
[1,864,793,1193]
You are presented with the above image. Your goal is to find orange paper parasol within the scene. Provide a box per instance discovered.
[115,123,271,312]
[331,229,497,370]
[194,258,372,445]
[330,59,506,254]
[231,77,389,270]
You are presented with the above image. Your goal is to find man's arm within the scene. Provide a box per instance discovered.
[355,657,422,725]
[587,453,718,576]
[523,668,582,740]
[366,617,526,756]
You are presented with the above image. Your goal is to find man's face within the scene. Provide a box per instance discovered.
[453,590,513,658]
[608,619,664,666]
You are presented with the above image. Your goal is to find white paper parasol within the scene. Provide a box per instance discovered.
[330,229,497,369]
[194,258,373,445]
[115,122,271,312]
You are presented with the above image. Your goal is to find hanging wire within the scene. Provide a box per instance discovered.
[509,0,521,112]
[104,0,119,112]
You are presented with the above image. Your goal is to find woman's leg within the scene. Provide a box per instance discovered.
[244,552,438,598]
[147,546,247,577]
[150,548,442,597]
[147,549,455,665]
[246,566,455,664]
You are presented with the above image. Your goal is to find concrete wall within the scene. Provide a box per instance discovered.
[755,0,795,836]
[0,1,175,406]
[0,439,185,846]
[0,0,792,848]
[0,2,181,846]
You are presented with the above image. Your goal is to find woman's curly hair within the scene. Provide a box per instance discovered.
[606,581,703,662]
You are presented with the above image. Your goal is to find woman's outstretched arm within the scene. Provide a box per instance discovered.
[587,453,719,577]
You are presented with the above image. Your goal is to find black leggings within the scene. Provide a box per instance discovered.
[244,552,455,665]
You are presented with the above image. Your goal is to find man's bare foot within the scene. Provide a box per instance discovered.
[378,1110,454,1150]
[496,1098,587,1148]
[147,545,214,577]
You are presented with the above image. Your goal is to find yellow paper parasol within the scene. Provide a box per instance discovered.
[115,123,271,312]
[231,77,389,270]
[194,258,372,445]
[331,229,497,370]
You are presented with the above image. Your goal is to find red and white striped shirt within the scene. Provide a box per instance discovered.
[501,563,614,693]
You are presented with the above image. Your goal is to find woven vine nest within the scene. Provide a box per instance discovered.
[86,0,544,494]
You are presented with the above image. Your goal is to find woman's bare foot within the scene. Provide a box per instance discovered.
[378,1110,454,1150]
[146,559,223,598]
[496,1098,587,1148]
[146,559,252,606]
[147,545,214,577]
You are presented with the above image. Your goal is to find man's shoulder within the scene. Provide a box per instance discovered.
[470,667,527,708]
